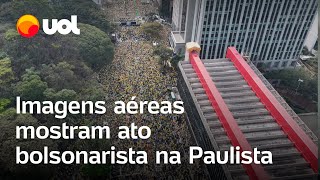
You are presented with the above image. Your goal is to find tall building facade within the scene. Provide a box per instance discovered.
[303,11,318,51]
[169,0,318,69]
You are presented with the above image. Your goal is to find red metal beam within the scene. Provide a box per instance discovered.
[189,51,269,180]
[226,47,318,172]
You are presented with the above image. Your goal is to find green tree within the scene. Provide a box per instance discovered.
[68,23,114,69]
[0,98,10,113]
[41,62,83,91]
[141,22,163,40]
[171,54,184,68]
[4,28,80,77]
[154,45,173,62]
[12,0,56,20]
[44,88,77,101]
[0,56,14,99]
[0,57,14,85]
[0,108,57,179]
[52,0,111,32]
[0,2,13,23]
[15,69,48,100]
[79,85,105,102]
[265,69,317,100]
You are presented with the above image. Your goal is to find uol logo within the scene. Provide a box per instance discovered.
[17,15,80,38]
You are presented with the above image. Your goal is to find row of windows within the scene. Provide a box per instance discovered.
[199,0,317,61]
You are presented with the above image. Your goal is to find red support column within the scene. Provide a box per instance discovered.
[189,51,269,180]
[226,47,318,172]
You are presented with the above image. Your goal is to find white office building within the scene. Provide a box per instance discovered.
[170,0,318,69]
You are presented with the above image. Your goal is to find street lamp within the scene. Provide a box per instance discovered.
[295,78,304,94]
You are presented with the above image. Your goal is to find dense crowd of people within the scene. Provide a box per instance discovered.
[98,26,202,178]
[98,1,208,179]
[105,0,159,21]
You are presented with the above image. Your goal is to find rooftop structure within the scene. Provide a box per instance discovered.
[177,42,318,179]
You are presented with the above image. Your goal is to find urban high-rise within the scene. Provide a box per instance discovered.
[169,0,318,69]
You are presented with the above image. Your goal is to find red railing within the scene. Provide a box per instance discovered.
[226,47,318,172]
[189,51,269,180]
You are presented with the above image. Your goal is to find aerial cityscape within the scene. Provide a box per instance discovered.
[0,0,318,179]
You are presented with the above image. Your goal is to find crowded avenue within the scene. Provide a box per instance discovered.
[97,1,206,179]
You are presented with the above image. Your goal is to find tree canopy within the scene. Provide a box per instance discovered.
[68,23,114,69]
[265,69,317,101]
[0,0,114,178]
[141,22,163,40]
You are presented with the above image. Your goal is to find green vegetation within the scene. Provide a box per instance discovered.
[265,69,318,113]
[265,69,317,101]
[154,45,184,69]
[70,23,115,69]
[0,57,14,84]
[0,0,114,178]
[141,22,163,40]
[52,0,111,32]
[301,46,318,75]
[154,45,172,62]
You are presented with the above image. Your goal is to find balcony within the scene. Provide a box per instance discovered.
[169,31,186,55]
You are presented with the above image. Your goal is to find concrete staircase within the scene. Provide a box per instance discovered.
[179,58,317,180]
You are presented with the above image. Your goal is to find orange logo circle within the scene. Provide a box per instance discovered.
[16,15,40,38]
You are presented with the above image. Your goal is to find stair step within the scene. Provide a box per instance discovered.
[241,125,281,133]
[218,86,252,92]
[188,78,200,83]
[210,70,239,76]
[195,94,208,100]
[225,97,261,104]
[212,75,243,81]
[272,151,301,158]
[191,83,202,88]
[181,63,192,68]
[221,91,255,98]
[215,80,247,87]
[207,121,222,128]
[204,61,234,67]
[250,138,291,148]
[180,61,190,65]
[257,142,293,150]
[236,116,274,125]
[211,128,226,135]
[246,133,287,142]
[206,66,236,72]
[202,58,230,64]
[201,107,214,113]
[198,100,211,106]
[229,103,265,111]
[193,88,205,94]
[186,73,197,78]
[183,68,194,73]
[204,112,218,120]
[215,135,230,144]
[232,109,269,118]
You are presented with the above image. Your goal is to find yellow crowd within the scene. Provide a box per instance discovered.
[98,26,204,179]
